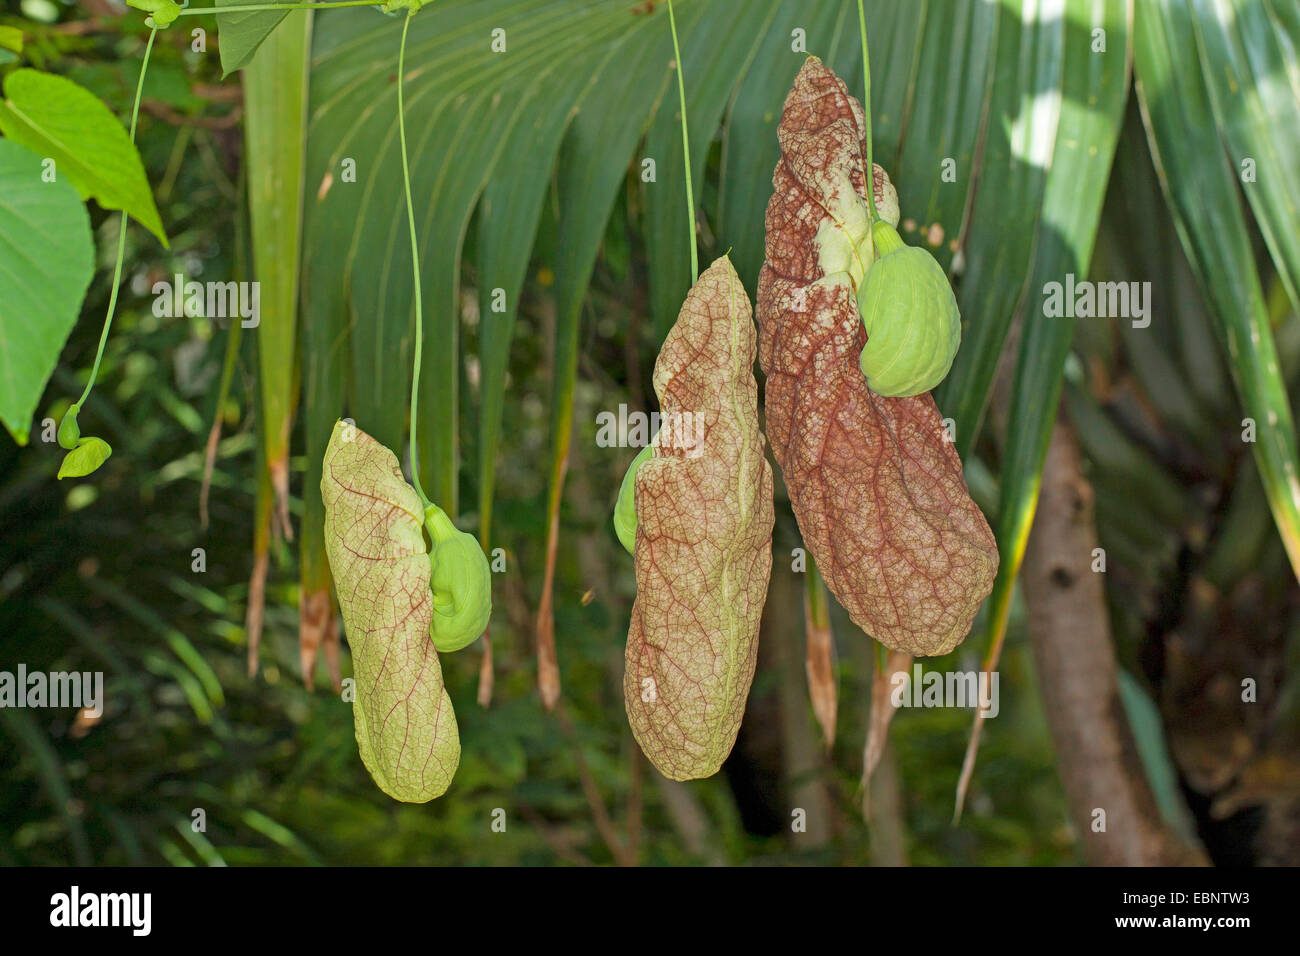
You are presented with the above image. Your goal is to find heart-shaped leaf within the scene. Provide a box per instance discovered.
[214,0,294,77]
[0,69,167,245]
[0,139,94,445]
[57,436,112,479]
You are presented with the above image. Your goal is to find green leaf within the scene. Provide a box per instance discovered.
[300,187,347,677]
[126,0,182,28]
[1190,0,1300,315]
[1066,384,1191,530]
[0,138,94,445]
[1201,455,1275,592]
[0,26,22,54]
[0,69,167,245]
[981,0,1133,683]
[474,51,592,551]
[57,436,112,479]
[890,0,999,276]
[642,0,775,338]
[308,5,616,509]
[245,10,311,543]
[1118,668,1200,842]
[215,0,295,76]
[1135,0,1300,580]
[320,420,461,802]
[936,0,1064,454]
[539,8,680,701]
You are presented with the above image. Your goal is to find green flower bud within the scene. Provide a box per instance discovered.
[381,0,426,15]
[126,0,181,28]
[856,220,960,397]
[57,404,80,450]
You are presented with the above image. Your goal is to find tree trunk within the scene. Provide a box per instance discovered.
[1022,419,1204,865]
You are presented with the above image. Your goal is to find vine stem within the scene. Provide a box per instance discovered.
[76,27,158,410]
[174,1,378,15]
[396,10,431,510]
[666,0,697,284]
[856,0,878,226]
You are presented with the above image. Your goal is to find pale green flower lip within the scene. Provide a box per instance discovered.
[424,502,493,653]
[856,223,961,398]
[613,443,655,555]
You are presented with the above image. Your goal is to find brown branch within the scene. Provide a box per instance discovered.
[803,560,838,749]
[476,630,494,707]
[1021,418,1204,865]
[861,648,910,820]
[867,743,909,866]
[192,84,244,104]
[143,100,243,130]
[51,17,110,35]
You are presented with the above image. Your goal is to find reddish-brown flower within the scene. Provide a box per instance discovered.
[758,58,998,657]
[625,256,774,780]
